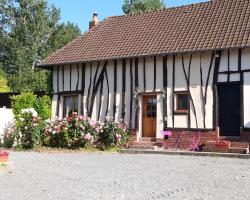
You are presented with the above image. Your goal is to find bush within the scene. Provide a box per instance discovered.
[2,122,16,148]
[42,114,129,150]
[16,108,42,149]
[34,95,52,120]
[43,113,98,149]
[98,118,129,149]
[11,92,51,120]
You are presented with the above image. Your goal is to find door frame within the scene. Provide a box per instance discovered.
[217,81,242,137]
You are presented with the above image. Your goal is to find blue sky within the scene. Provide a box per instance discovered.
[47,0,206,32]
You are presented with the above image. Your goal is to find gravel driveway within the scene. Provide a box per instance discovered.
[0,152,250,200]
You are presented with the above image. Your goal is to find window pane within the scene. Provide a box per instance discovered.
[177,94,189,110]
[63,96,71,118]
[73,96,78,113]
[63,95,79,118]
[146,97,157,118]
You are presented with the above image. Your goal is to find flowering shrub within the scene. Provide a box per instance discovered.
[16,108,41,149]
[43,114,129,149]
[2,122,16,148]
[98,118,129,149]
[43,113,98,149]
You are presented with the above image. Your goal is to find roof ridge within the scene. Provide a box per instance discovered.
[108,0,212,19]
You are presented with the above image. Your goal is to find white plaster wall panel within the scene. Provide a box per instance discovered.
[174,115,188,128]
[137,58,144,92]
[217,74,227,82]
[175,54,188,91]
[244,72,250,128]
[124,59,131,125]
[100,74,109,122]
[63,64,70,91]
[59,66,64,92]
[138,95,143,139]
[156,95,164,138]
[145,57,154,92]
[242,48,250,70]
[229,49,238,71]
[115,60,123,121]
[201,52,214,129]
[155,56,163,91]
[53,67,57,93]
[189,53,203,128]
[83,62,92,116]
[59,96,63,118]
[219,50,228,72]
[78,64,83,91]
[203,52,215,129]
[230,73,240,82]
[71,64,78,91]
[166,55,173,127]
[92,93,97,121]
[51,95,58,118]
[130,61,136,129]
[106,61,114,119]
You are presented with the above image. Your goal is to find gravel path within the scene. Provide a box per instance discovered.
[0,152,250,200]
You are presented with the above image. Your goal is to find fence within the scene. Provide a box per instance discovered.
[0,108,14,139]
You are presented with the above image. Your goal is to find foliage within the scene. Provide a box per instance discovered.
[42,114,130,150]
[0,68,9,92]
[46,22,81,53]
[122,0,166,14]
[98,118,129,149]
[2,122,16,148]
[0,0,81,92]
[16,108,41,149]
[8,69,52,92]
[34,95,52,120]
[11,92,51,120]
[43,113,98,149]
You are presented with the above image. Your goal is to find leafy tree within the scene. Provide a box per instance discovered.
[122,0,166,14]
[0,0,81,92]
[0,68,9,92]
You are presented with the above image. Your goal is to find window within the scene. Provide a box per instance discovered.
[63,95,79,118]
[175,92,189,114]
[147,98,157,118]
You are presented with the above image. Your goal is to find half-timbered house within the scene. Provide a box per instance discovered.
[38,0,250,146]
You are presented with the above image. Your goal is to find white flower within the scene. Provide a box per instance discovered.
[19,118,24,122]
[21,108,38,117]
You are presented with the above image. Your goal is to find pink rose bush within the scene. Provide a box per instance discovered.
[2,111,129,150]
[42,113,129,149]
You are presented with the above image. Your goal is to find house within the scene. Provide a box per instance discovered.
[38,0,250,147]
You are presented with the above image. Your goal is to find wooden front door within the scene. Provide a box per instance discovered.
[218,84,241,137]
[143,95,157,137]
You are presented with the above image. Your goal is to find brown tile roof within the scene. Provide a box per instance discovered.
[39,0,250,67]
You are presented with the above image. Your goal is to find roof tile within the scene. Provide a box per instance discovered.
[40,0,250,66]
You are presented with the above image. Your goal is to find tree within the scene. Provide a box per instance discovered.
[122,0,166,14]
[0,0,81,92]
[0,68,9,92]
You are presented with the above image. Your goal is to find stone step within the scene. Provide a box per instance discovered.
[139,137,157,142]
[230,142,249,149]
[228,147,249,154]
[128,145,156,150]
[130,141,163,146]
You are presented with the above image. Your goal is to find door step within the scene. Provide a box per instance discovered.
[139,137,157,142]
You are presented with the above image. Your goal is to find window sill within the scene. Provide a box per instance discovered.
[174,110,189,115]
